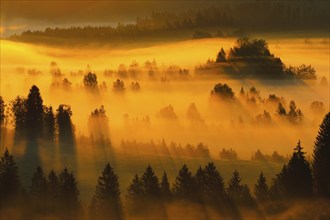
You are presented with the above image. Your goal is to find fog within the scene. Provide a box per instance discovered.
[1,37,329,206]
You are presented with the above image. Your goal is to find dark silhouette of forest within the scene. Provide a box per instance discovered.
[8,1,329,45]
[1,110,329,219]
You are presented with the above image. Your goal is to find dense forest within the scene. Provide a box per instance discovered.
[0,111,329,219]
[8,1,329,45]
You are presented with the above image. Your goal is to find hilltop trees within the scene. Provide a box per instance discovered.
[56,104,75,144]
[90,163,122,219]
[312,112,330,197]
[216,48,226,62]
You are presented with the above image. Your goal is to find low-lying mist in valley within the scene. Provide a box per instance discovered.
[0,36,329,219]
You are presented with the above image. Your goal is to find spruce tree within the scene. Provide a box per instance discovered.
[203,162,226,200]
[91,163,122,219]
[254,172,269,201]
[26,85,44,138]
[173,164,195,200]
[160,172,172,199]
[312,112,330,197]
[30,166,48,198]
[276,140,313,198]
[0,149,21,202]
[141,165,160,197]
[227,170,243,201]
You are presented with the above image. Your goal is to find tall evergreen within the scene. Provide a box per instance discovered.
[173,164,195,200]
[0,148,21,202]
[227,170,243,201]
[56,104,74,144]
[90,163,122,219]
[127,174,144,198]
[254,172,269,201]
[58,168,81,216]
[312,112,330,197]
[141,165,160,197]
[43,106,55,141]
[30,166,47,198]
[203,162,226,201]
[0,96,5,126]
[26,85,44,138]
[160,171,172,199]
[276,140,313,198]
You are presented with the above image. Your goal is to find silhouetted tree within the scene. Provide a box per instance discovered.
[90,163,122,219]
[0,96,5,126]
[141,165,160,197]
[195,166,206,200]
[0,149,21,203]
[83,72,98,91]
[312,112,330,197]
[173,164,195,200]
[43,106,55,141]
[11,96,27,132]
[254,172,269,201]
[126,174,144,214]
[211,83,235,100]
[204,163,226,200]
[58,168,81,217]
[227,170,254,206]
[288,101,303,123]
[26,85,44,138]
[216,48,226,62]
[276,102,286,116]
[56,104,74,144]
[47,170,60,213]
[276,140,313,198]
[30,166,48,213]
[113,79,125,92]
[160,172,172,199]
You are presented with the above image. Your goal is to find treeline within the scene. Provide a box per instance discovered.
[9,1,329,45]
[1,112,329,219]
[121,139,210,158]
[196,38,318,80]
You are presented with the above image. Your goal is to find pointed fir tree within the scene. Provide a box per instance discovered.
[0,148,21,203]
[160,172,172,199]
[173,164,196,200]
[276,140,313,198]
[126,174,144,214]
[216,48,227,62]
[227,170,243,201]
[312,112,330,197]
[254,172,269,201]
[26,85,44,138]
[195,166,206,199]
[30,166,48,198]
[58,168,81,216]
[203,162,226,201]
[277,102,286,116]
[90,163,122,219]
[141,165,160,197]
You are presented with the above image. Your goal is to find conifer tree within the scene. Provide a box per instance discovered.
[90,163,122,219]
[173,164,195,200]
[160,172,172,199]
[141,165,160,197]
[26,85,44,138]
[203,162,226,200]
[0,149,21,202]
[254,172,269,201]
[276,140,313,198]
[312,112,330,197]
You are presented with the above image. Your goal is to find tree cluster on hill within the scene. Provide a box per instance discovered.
[219,148,238,160]
[196,38,317,80]
[121,139,210,158]
[9,1,329,45]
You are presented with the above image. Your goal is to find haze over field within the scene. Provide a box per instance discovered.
[0,1,329,220]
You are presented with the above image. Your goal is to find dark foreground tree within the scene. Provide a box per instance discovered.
[30,166,48,213]
[254,172,270,201]
[58,168,81,217]
[90,163,122,219]
[0,148,21,203]
[312,112,330,197]
[141,165,160,197]
[173,164,196,200]
[160,172,172,199]
[276,140,313,198]
[227,170,254,206]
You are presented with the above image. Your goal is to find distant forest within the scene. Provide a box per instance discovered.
[8,1,329,45]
